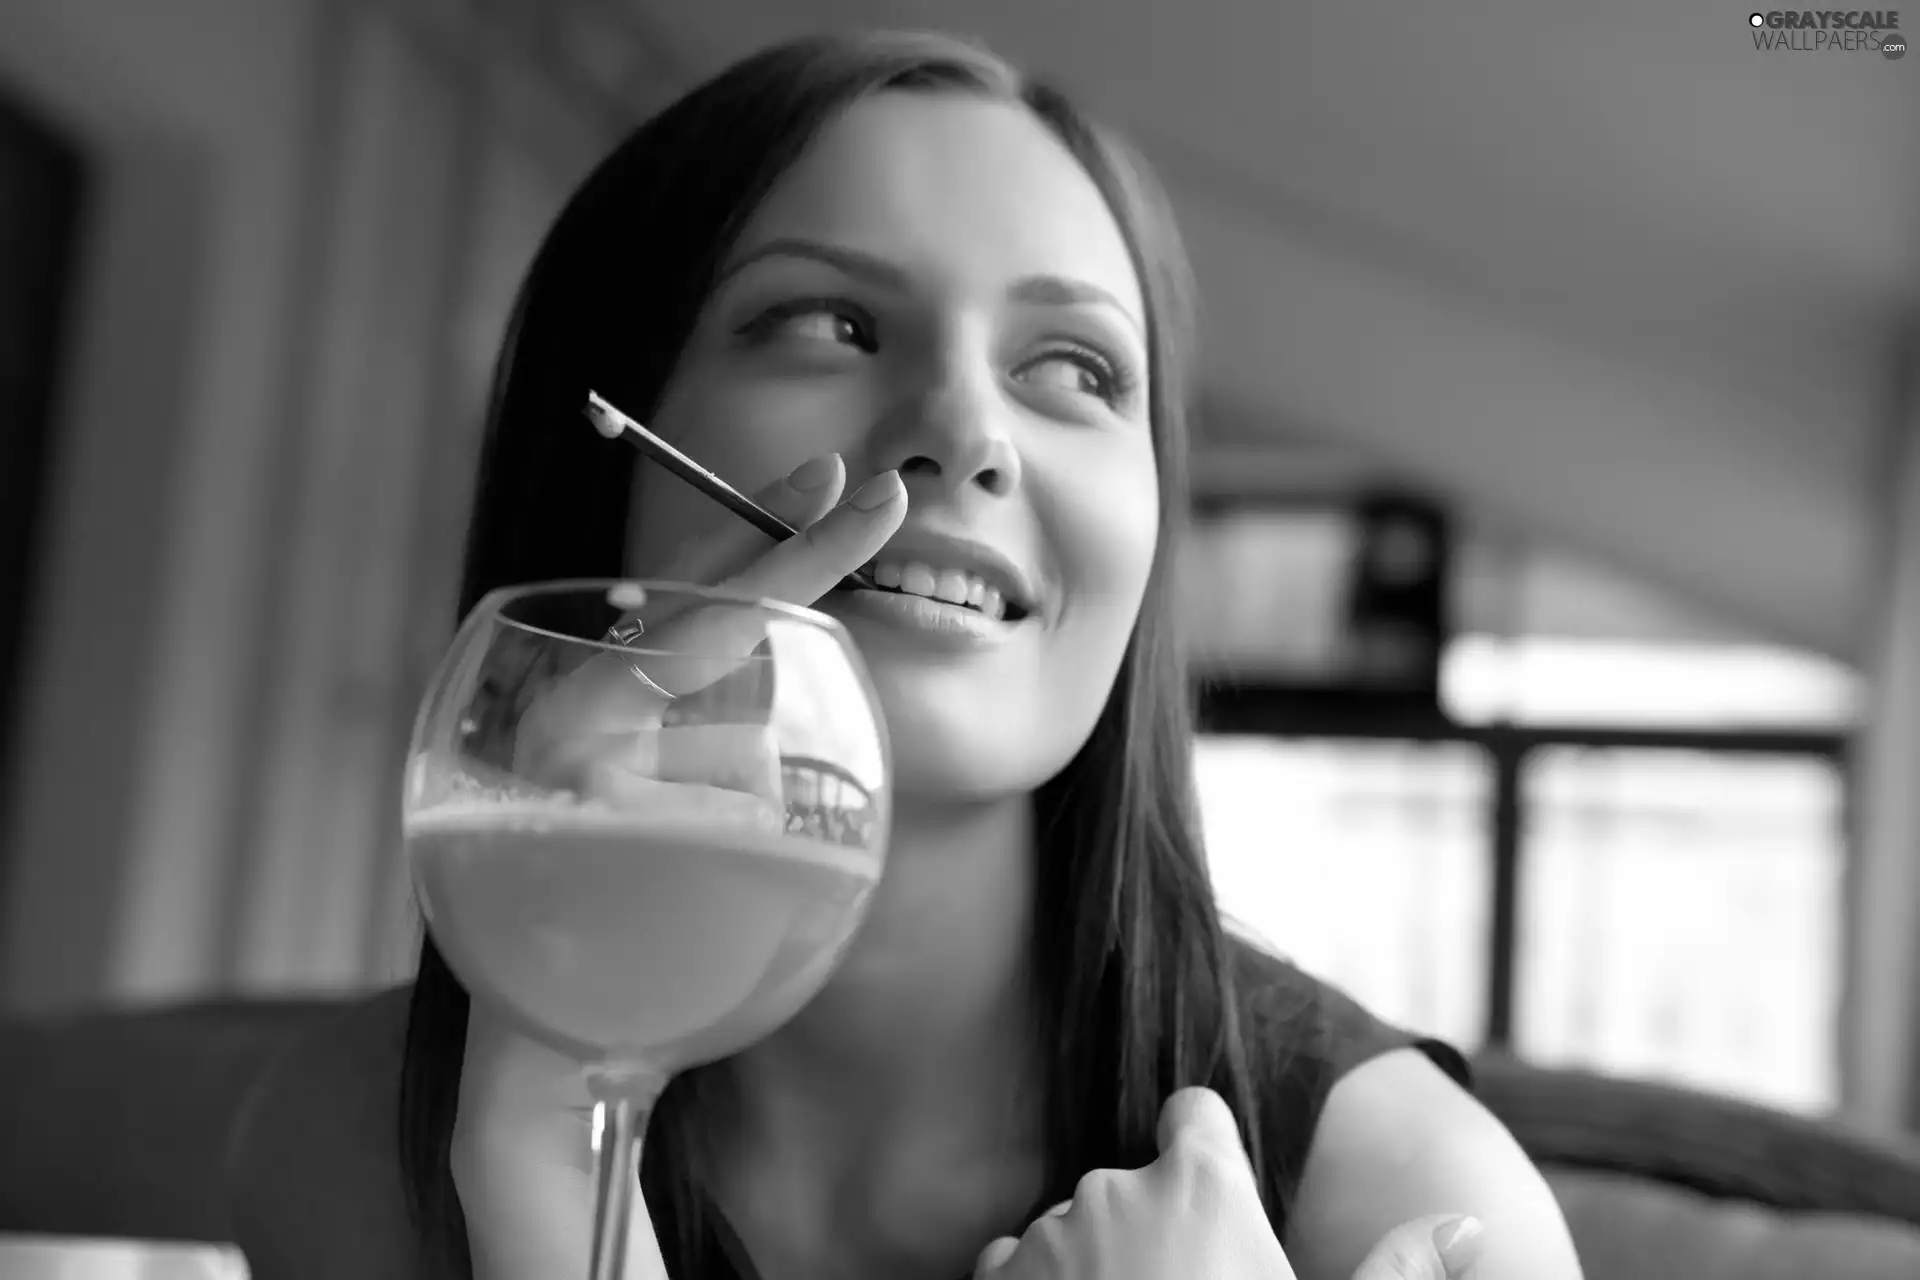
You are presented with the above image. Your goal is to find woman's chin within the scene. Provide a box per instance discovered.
[837,627,1104,802]
[874,696,1064,802]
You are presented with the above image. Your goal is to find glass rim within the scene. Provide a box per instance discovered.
[474,577,857,656]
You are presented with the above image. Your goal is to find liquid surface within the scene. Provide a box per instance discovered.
[410,797,880,1066]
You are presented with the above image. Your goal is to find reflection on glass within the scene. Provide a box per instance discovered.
[1515,747,1843,1112]
[1194,736,1491,1047]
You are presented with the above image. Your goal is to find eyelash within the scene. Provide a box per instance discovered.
[1035,341,1138,407]
[733,296,1139,409]
[734,296,878,352]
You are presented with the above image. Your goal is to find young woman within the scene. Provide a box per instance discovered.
[231,29,1581,1280]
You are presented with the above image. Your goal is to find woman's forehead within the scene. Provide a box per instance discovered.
[726,93,1146,323]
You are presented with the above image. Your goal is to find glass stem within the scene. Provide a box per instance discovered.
[586,1063,668,1280]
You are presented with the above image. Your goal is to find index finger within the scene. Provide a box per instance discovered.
[719,470,906,608]
[652,454,847,590]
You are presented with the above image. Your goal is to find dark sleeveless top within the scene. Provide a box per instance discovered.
[658,939,1472,1279]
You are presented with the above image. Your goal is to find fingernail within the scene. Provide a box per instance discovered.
[976,1237,1018,1274]
[848,470,903,512]
[1433,1216,1484,1272]
[787,454,839,492]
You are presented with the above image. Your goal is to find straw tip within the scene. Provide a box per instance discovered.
[583,393,623,440]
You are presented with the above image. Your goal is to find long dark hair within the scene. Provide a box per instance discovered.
[401,29,1281,1276]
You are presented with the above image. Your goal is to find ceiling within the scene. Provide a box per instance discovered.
[619,0,1919,659]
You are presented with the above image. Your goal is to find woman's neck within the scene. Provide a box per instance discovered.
[703,794,1047,1276]
[722,792,1041,1136]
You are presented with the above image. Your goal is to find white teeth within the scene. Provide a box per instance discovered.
[871,559,1014,618]
[900,562,939,597]
[933,570,970,605]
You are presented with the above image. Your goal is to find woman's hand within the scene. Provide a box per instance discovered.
[511,455,905,803]
[451,452,905,1280]
[972,1088,1486,1280]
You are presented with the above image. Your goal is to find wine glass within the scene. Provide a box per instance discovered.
[402,580,891,1279]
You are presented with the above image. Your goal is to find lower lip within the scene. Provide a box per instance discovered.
[827,588,1023,647]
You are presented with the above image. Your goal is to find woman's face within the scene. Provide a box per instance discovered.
[627,92,1159,799]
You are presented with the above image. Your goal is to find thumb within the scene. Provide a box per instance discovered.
[1352,1215,1485,1280]
[1155,1086,1249,1160]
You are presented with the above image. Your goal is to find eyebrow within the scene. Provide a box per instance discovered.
[717,237,1144,336]
[719,238,909,289]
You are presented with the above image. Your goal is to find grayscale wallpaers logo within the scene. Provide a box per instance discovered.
[1748,10,1906,56]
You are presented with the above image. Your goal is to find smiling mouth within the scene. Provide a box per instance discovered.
[860,560,1033,623]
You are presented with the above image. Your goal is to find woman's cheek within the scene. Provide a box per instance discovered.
[1060,445,1160,601]
[699,378,881,481]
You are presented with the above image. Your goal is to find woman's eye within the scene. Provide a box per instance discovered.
[1017,349,1127,405]
[785,311,863,345]
[737,299,876,353]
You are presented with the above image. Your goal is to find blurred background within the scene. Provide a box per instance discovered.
[1,0,1917,1146]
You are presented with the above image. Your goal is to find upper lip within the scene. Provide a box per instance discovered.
[866,529,1043,616]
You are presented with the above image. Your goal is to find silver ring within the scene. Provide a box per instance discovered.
[604,616,672,700]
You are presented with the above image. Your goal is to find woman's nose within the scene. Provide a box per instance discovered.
[870,356,1023,500]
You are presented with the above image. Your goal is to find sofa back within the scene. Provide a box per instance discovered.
[6,999,1920,1279]
[0,999,333,1242]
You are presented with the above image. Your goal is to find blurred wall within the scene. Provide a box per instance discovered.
[1847,355,1920,1132]
[0,0,622,1012]
[0,0,321,1013]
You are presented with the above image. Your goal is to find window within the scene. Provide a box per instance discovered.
[1186,503,1856,1112]
[1196,735,1491,1048]
[1514,746,1844,1111]
[1196,660,1849,1111]
[1443,634,1859,731]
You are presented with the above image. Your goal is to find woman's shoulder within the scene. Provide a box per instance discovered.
[1225,933,1471,1092]
[228,985,428,1278]
[1228,943,1582,1275]
[1220,937,1478,1243]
